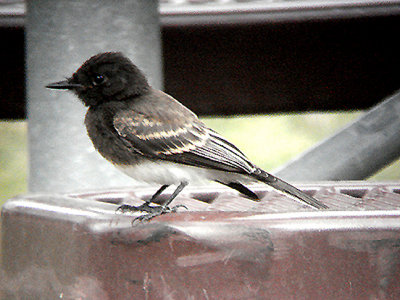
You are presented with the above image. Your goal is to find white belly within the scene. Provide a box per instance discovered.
[116,160,253,186]
[116,161,211,185]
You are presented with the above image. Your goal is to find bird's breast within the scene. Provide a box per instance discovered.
[85,107,142,165]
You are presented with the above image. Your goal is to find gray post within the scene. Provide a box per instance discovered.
[274,90,400,181]
[26,0,161,193]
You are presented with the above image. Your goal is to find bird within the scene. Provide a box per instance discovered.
[46,52,328,221]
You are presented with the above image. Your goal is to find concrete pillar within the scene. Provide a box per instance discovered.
[26,0,161,192]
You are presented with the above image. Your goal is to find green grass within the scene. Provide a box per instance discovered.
[1,112,400,206]
[0,121,27,206]
[203,112,362,171]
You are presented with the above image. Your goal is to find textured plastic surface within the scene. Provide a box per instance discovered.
[1,182,400,299]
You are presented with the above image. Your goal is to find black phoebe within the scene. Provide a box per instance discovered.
[47,52,328,220]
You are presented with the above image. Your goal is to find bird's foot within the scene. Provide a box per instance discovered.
[117,202,187,223]
[117,202,159,213]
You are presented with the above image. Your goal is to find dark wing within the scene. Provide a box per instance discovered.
[187,129,256,174]
[113,103,256,175]
[113,108,208,156]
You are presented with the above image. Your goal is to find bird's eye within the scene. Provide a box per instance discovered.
[92,74,105,85]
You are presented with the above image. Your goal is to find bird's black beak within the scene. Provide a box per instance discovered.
[46,80,83,90]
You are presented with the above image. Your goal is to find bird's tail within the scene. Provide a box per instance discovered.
[252,169,328,209]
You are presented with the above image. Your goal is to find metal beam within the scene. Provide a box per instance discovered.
[275,90,400,180]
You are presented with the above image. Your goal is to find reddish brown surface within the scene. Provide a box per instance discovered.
[2,182,400,299]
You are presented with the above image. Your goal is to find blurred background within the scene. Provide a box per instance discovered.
[2,3,400,298]
[2,112,400,206]
[2,0,400,205]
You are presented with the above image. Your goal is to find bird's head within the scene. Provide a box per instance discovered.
[46,52,150,106]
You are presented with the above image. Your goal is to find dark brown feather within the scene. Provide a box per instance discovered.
[112,89,256,174]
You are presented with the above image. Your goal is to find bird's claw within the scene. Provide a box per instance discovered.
[170,204,188,212]
[117,202,188,224]
[117,202,158,213]
[116,204,140,212]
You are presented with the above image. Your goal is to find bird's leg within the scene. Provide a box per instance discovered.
[149,184,170,202]
[132,181,188,223]
[162,181,188,208]
[117,184,169,213]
